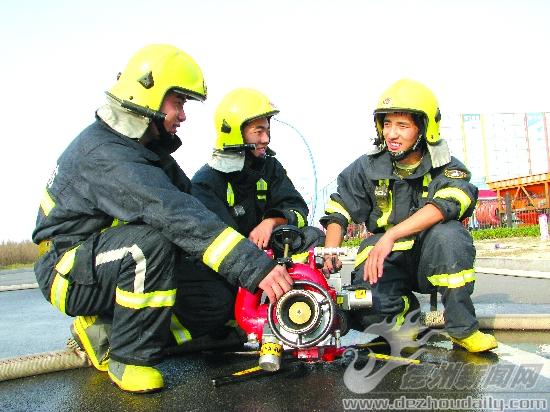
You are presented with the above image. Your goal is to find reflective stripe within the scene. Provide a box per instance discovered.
[226,182,235,207]
[376,187,393,229]
[392,295,410,330]
[115,287,176,309]
[355,239,414,267]
[325,199,351,224]
[55,245,80,276]
[96,245,147,294]
[50,273,69,313]
[170,314,192,345]
[422,174,432,198]
[292,210,306,228]
[291,251,309,263]
[256,179,267,201]
[40,189,56,216]
[111,218,128,227]
[434,187,472,219]
[203,228,244,272]
[427,268,476,288]
[101,218,128,233]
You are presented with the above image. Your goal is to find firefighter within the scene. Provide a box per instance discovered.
[321,79,497,353]
[32,45,292,393]
[172,88,324,333]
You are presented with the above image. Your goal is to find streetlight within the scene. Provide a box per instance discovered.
[272,118,318,225]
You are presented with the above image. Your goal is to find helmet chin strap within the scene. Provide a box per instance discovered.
[388,134,424,161]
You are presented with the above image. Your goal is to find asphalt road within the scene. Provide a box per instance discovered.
[1,268,549,411]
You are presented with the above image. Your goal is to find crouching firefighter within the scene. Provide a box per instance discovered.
[173,88,325,332]
[321,78,497,353]
[32,44,292,394]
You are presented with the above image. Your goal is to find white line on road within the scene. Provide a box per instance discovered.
[494,342,550,380]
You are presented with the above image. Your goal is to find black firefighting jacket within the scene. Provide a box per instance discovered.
[320,149,478,234]
[191,154,309,237]
[32,118,277,292]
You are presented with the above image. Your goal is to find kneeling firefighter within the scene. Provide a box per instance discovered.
[32,44,292,393]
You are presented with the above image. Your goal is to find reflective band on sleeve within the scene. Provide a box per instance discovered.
[422,174,432,198]
[55,245,80,276]
[292,210,306,228]
[325,199,352,224]
[434,187,472,219]
[203,227,245,272]
[226,182,235,207]
[50,273,69,314]
[256,179,268,201]
[392,295,411,330]
[115,287,176,309]
[355,239,414,267]
[427,268,476,288]
[170,314,192,345]
[40,189,56,217]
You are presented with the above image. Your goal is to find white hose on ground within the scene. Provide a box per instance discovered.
[0,338,90,382]
[421,311,550,330]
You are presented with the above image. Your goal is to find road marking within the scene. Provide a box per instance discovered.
[0,283,39,292]
[476,267,550,279]
[494,342,550,380]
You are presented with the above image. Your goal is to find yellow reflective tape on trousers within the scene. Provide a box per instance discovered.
[203,227,245,272]
[355,239,415,267]
[325,199,351,224]
[50,273,69,314]
[55,245,80,276]
[226,182,235,207]
[170,314,192,345]
[422,174,432,198]
[40,189,56,217]
[427,268,476,288]
[434,187,471,219]
[115,287,176,309]
[292,210,305,228]
[392,295,410,330]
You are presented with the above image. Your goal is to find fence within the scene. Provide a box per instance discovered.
[472,194,550,230]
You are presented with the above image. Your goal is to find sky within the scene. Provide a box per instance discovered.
[1,0,549,241]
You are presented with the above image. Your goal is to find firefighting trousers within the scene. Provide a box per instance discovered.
[34,224,177,366]
[352,221,479,339]
[171,257,238,342]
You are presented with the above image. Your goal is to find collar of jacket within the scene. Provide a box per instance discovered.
[366,150,435,180]
[95,117,164,163]
[146,134,182,156]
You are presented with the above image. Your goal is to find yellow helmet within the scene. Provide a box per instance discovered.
[214,88,279,150]
[108,44,206,117]
[374,78,441,144]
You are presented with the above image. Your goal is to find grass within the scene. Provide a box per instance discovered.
[342,225,541,248]
[0,240,38,270]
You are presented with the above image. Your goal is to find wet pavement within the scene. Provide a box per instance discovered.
[1,268,550,411]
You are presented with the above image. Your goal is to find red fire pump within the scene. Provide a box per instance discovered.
[234,226,373,372]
